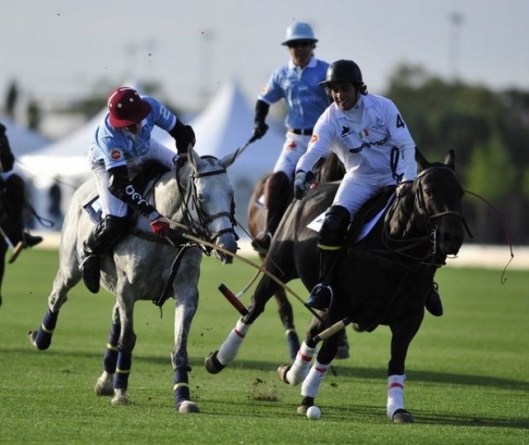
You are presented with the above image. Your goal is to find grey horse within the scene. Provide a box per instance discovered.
[28,146,239,413]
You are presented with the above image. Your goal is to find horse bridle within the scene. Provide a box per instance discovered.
[175,162,237,246]
[415,166,472,239]
[383,165,471,266]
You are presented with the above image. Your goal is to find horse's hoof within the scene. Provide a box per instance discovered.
[27,331,37,347]
[111,394,131,406]
[392,409,414,423]
[297,404,312,415]
[204,351,225,374]
[178,401,199,413]
[336,345,350,360]
[352,323,366,332]
[277,364,291,383]
[94,377,114,397]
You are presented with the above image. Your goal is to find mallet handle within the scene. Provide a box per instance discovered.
[313,318,351,343]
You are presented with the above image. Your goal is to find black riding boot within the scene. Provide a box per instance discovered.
[23,231,43,247]
[306,248,341,311]
[81,215,127,294]
[305,205,350,311]
[425,282,443,316]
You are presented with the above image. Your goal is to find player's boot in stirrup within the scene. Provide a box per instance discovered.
[80,242,101,294]
[306,283,333,311]
[425,282,443,317]
[23,231,43,248]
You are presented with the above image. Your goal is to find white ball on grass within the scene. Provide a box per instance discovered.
[306,405,321,420]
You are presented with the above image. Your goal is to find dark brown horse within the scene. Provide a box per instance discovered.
[207,149,468,422]
[246,153,345,360]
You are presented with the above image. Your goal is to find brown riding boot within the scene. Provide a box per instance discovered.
[251,171,290,253]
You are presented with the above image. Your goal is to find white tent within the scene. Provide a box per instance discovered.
[20,81,286,232]
[0,114,50,156]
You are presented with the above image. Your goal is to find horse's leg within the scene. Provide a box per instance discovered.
[205,273,282,374]
[27,266,80,350]
[27,213,82,349]
[274,287,300,360]
[110,296,136,406]
[95,303,120,397]
[171,251,200,413]
[0,242,6,307]
[279,314,341,415]
[386,310,424,423]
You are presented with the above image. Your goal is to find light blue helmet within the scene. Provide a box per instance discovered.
[281,22,318,46]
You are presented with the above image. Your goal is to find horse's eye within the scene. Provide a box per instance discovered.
[197,193,205,201]
[423,188,433,198]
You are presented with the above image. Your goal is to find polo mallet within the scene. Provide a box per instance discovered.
[312,317,351,344]
[0,225,24,264]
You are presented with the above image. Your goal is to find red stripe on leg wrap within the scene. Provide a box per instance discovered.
[300,353,312,362]
[388,382,404,390]
[233,329,246,339]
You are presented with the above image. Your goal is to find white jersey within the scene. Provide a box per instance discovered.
[297,93,417,184]
[296,93,417,218]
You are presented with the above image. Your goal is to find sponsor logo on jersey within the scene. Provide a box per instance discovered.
[110,148,123,160]
[348,137,388,154]
[310,134,319,144]
[287,141,297,150]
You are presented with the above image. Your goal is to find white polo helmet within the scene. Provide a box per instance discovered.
[281,22,318,46]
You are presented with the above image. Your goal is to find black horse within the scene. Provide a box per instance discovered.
[206,149,467,422]
[0,125,42,306]
[246,153,345,360]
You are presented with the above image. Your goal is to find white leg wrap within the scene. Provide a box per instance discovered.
[286,342,316,386]
[301,360,329,398]
[386,374,406,420]
[216,319,250,366]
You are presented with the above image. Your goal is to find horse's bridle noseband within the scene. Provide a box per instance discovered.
[176,163,237,246]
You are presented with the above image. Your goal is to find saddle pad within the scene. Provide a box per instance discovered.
[83,196,103,224]
[307,197,393,243]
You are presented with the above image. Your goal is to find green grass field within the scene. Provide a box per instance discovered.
[0,249,527,445]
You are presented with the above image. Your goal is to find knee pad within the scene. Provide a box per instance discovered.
[319,205,350,248]
[264,172,290,209]
[90,215,128,251]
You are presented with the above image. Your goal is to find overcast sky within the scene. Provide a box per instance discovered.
[2,0,528,112]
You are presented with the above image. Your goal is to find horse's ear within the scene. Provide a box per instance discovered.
[445,149,456,171]
[415,147,429,171]
[220,151,236,169]
[187,145,201,170]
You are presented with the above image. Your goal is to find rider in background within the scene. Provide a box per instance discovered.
[0,122,43,248]
[250,22,330,252]
[81,87,195,294]
[293,60,444,316]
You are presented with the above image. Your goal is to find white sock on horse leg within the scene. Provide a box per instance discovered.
[386,374,406,419]
[286,342,316,386]
[301,360,329,398]
[216,319,250,365]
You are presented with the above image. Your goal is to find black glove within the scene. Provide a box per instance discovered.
[175,125,196,154]
[293,171,309,200]
[253,121,269,140]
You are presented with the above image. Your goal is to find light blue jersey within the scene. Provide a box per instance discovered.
[90,96,177,170]
[258,57,329,130]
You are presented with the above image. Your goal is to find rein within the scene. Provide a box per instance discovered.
[381,165,470,267]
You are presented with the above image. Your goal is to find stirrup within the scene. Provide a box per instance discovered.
[306,284,333,311]
[425,282,443,317]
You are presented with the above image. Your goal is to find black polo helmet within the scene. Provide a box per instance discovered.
[320,59,363,87]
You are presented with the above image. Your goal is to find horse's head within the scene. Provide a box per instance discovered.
[184,147,238,264]
[413,148,467,257]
